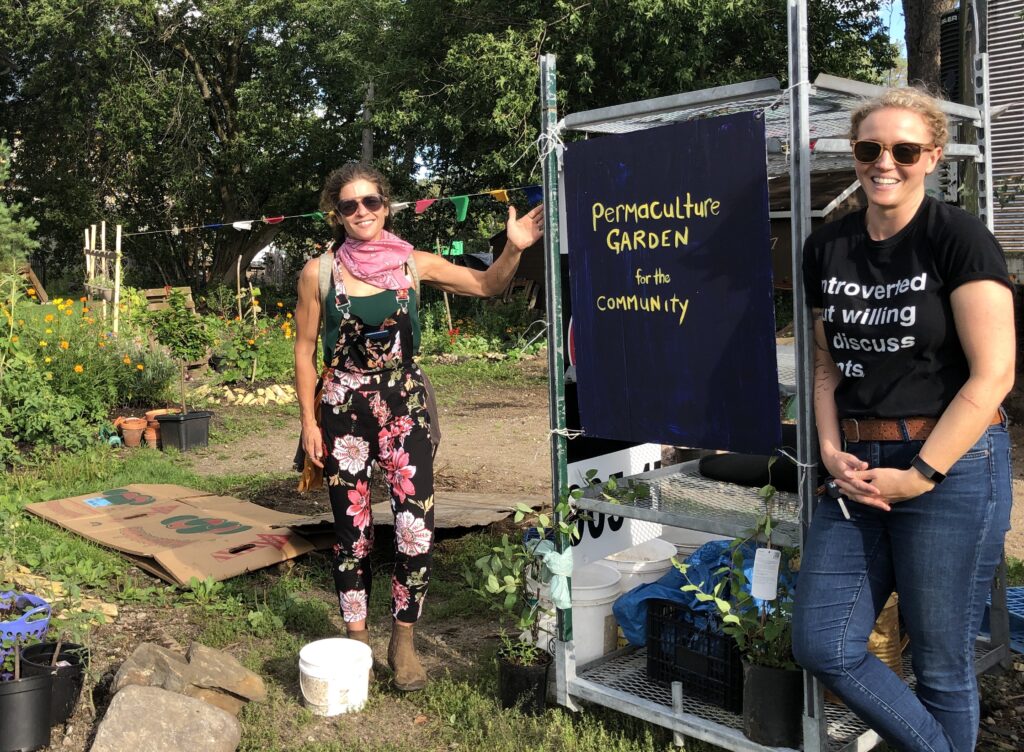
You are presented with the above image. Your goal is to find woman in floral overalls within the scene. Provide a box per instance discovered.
[294,163,543,691]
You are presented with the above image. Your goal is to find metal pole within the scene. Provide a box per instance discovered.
[540,52,577,709]
[788,1,825,751]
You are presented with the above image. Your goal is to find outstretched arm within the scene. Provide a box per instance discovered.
[414,204,544,298]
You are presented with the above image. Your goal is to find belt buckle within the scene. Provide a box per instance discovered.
[845,418,861,443]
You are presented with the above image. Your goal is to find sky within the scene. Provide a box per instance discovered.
[880,0,908,56]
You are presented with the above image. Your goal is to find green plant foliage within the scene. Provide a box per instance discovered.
[0,139,38,270]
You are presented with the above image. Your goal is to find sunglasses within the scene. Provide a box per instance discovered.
[336,194,386,216]
[851,140,936,166]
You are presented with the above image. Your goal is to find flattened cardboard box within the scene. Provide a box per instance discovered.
[27,484,315,586]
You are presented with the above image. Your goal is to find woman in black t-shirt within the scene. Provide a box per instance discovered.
[792,88,1014,752]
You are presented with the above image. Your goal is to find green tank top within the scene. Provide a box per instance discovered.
[322,277,420,361]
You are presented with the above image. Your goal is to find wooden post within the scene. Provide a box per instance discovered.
[235,255,243,320]
[100,220,108,322]
[88,225,97,306]
[113,225,122,335]
[435,238,453,331]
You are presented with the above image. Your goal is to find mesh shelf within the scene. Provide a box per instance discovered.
[574,644,1001,752]
[577,465,802,546]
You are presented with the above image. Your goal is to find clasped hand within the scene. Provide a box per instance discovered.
[824,450,935,512]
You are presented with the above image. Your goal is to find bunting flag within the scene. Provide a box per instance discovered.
[121,186,542,238]
[443,240,464,256]
[450,195,469,222]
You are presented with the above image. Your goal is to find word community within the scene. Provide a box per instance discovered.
[596,293,690,326]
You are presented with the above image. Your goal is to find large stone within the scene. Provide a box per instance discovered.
[111,641,266,715]
[89,685,241,752]
[186,642,267,702]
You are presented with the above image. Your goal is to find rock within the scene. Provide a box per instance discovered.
[90,685,241,752]
[112,641,266,715]
[186,642,267,702]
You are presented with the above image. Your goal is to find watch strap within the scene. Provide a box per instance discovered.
[911,454,946,485]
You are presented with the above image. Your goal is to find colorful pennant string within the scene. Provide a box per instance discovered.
[120,186,541,238]
[449,196,469,222]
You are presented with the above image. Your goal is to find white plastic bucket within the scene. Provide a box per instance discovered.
[571,561,621,666]
[602,538,678,594]
[658,527,729,558]
[298,638,372,716]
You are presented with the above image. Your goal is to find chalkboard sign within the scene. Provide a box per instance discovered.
[564,111,781,455]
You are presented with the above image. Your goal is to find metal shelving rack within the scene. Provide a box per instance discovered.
[539,2,1010,750]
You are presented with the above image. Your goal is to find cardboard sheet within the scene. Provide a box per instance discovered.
[27,485,315,586]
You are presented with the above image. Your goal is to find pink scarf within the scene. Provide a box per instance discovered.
[334,230,414,291]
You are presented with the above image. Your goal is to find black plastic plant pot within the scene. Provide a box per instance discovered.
[155,410,213,452]
[496,650,552,715]
[0,673,53,752]
[21,642,88,726]
[742,661,803,748]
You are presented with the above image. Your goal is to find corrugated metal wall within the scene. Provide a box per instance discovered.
[990,0,1024,254]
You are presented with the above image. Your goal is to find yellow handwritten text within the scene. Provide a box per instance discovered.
[591,194,721,232]
[607,228,689,254]
[596,294,690,326]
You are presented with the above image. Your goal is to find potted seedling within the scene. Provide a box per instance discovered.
[675,482,803,748]
[465,488,583,714]
[147,289,214,451]
[20,634,89,726]
[0,592,53,751]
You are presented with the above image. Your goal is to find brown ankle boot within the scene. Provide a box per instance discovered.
[346,628,375,683]
[387,622,427,691]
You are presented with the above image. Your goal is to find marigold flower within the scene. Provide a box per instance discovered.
[38,340,48,347]
[54,298,63,305]
[98,341,106,348]
[27,288,36,296]
[60,340,69,349]
[123,356,132,365]
[10,335,18,343]
[65,310,72,316]
[44,356,51,364]
[277,301,283,308]
[247,339,255,345]
[45,328,52,334]
[286,312,293,319]
[82,307,90,313]
[73,364,83,373]
[80,296,87,302]
[44,314,54,322]
[136,364,144,371]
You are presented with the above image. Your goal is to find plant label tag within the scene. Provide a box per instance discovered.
[751,548,781,601]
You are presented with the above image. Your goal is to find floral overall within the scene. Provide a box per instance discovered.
[320,265,434,625]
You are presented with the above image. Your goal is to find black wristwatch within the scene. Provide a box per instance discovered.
[910,454,946,485]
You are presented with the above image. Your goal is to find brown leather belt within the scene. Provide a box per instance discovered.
[840,411,1003,443]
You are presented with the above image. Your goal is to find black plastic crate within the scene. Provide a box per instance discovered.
[646,599,743,713]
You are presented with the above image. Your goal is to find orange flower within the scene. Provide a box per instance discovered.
[44,314,54,322]
[123,356,131,365]
[60,340,69,350]
[27,287,36,297]
[136,364,144,371]
[82,307,90,313]
[73,364,83,373]
[10,335,18,343]
[277,301,283,308]
[98,341,106,348]
[80,296,87,302]
[65,310,73,316]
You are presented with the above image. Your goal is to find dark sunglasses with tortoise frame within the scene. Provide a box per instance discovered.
[850,140,937,166]
[335,194,387,217]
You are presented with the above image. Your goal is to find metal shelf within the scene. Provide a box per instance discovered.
[570,642,1004,752]
[576,463,802,546]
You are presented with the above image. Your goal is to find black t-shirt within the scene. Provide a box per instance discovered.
[802,196,1011,419]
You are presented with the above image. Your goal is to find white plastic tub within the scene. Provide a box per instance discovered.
[298,638,372,716]
[602,537,679,593]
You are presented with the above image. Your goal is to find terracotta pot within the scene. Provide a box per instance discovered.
[143,427,159,447]
[119,417,146,431]
[144,408,174,422]
[121,427,144,448]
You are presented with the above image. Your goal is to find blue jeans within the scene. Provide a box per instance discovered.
[792,422,1011,752]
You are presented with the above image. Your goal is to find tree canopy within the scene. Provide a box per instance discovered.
[0,0,896,288]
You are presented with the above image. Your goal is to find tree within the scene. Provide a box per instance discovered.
[2,0,898,286]
[902,0,957,87]
[0,140,38,272]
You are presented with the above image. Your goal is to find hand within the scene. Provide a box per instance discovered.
[839,467,935,509]
[505,204,544,251]
[822,448,890,511]
[302,422,325,469]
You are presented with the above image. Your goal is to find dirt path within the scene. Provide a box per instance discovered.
[184,366,1024,560]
